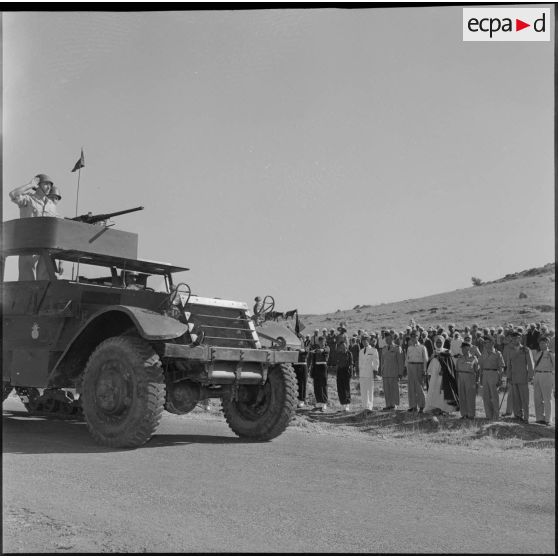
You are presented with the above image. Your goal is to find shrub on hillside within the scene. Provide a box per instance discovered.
[471,276,483,287]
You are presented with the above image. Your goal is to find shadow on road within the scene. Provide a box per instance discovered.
[2,410,254,454]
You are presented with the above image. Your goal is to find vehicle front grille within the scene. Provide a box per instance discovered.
[186,302,259,349]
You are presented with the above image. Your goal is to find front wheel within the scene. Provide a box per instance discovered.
[221,363,297,441]
[81,336,165,448]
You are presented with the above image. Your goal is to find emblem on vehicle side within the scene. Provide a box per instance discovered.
[31,323,40,339]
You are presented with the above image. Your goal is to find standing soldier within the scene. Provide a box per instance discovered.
[381,332,405,411]
[462,334,481,359]
[504,332,534,423]
[455,342,479,419]
[405,331,428,413]
[532,337,555,425]
[310,329,320,349]
[9,174,60,280]
[310,337,330,412]
[525,323,541,351]
[335,342,353,412]
[349,337,360,378]
[377,329,387,375]
[359,334,379,411]
[501,326,516,417]
[478,336,505,420]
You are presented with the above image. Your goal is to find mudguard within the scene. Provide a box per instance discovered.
[79,305,189,341]
[47,306,188,386]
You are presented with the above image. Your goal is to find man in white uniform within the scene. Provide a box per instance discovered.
[359,335,379,411]
[532,337,555,425]
[405,331,428,413]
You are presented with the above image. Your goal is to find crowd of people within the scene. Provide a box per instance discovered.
[292,321,555,426]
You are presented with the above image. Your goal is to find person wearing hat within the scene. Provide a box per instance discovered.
[310,336,330,411]
[310,329,321,350]
[9,173,61,280]
[377,329,387,375]
[349,336,360,378]
[380,332,405,411]
[532,337,555,425]
[9,173,60,219]
[405,331,428,413]
[335,341,353,412]
[479,336,505,420]
[253,296,264,317]
[455,342,479,419]
[525,323,541,351]
[335,325,349,349]
[504,332,534,422]
[501,329,515,417]
[359,334,379,411]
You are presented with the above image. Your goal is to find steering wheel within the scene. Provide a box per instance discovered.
[169,282,191,307]
[260,295,275,315]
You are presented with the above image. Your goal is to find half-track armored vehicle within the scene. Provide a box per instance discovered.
[2,216,298,448]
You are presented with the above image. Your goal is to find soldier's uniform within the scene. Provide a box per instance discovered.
[10,186,59,281]
[359,340,379,411]
[335,346,353,408]
[405,341,428,411]
[381,343,405,409]
[532,343,554,424]
[505,342,534,422]
[310,344,330,409]
[501,341,514,416]
[455,352,479,418]
[479,347,505,419]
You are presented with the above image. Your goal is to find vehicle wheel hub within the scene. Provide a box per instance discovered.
[95,361,132,415]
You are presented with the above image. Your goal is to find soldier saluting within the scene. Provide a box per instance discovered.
[9,174,61,280]
[9,174,60,219]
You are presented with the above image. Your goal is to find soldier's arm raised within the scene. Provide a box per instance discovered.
[9,177,39,203]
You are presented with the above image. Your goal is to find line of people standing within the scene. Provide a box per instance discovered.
[299,322,554,424]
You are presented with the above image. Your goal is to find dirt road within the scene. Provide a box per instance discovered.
[3,397,555,554]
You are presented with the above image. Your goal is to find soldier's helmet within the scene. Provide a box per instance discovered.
[35,173,54,185]
[48,185,62,200]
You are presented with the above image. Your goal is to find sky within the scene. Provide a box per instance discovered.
[2,7,554,315]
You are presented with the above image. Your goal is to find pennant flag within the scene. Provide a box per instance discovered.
[71,149,85,172]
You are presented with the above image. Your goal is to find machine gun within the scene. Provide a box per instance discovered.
[69,206,144,225]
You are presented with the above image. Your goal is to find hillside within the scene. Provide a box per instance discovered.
[300,263,555,334]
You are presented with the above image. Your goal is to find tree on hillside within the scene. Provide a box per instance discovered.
[471,276,483,287]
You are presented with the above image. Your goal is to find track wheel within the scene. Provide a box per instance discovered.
[81,336,165,448]
[221,363,297,441]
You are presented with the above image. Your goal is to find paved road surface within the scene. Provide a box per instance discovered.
[3,398,555,554]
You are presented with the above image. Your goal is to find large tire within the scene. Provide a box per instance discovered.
[221,363,297,441]
[81,336,165,448]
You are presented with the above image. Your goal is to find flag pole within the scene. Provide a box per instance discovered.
[74,167,81,217]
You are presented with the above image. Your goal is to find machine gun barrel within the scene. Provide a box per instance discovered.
[71,206,144,224]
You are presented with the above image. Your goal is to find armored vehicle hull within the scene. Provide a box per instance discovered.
[2,218,298,447]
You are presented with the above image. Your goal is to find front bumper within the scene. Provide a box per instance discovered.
[162,344,299,384]
[163,343,299,364]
